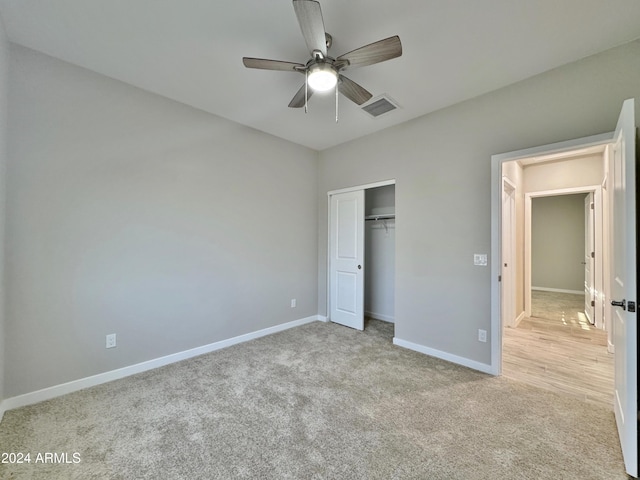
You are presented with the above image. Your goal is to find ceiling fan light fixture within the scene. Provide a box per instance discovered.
[307,63,337,92]
[242,1,402,110]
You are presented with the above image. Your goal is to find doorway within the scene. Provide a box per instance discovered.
[327,180,396,333]
[491,100,637,477]
[525,187,604,327]
[364,185,396,324]
[491,133,613,373]
[504,182,613,408]
[499,151,612,408]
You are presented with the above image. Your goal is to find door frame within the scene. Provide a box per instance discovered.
[326,179,396,324]
[523,185,603,328]
[490,132,613,374]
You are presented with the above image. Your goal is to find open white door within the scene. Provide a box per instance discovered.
[501,178,516,326]
[584,192,595,324]
[329,190,365,330]
[610,98,637,478]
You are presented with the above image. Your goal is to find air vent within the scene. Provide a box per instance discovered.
[361,95,399,118]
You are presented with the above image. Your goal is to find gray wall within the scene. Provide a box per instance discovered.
[317,40,640,366]
[531,195,586,291]
[5,45,319,397]
[0,16,8,404]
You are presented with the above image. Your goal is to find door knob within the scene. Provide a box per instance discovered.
[611,299,626,310]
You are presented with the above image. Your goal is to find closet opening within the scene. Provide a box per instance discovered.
[364,185,396,327]
[327,180,396,335]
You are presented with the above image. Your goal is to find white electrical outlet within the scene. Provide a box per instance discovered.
[474,254,488,266]
[106,333,117,349]
[290,299,296,308]
[478,329,487,343]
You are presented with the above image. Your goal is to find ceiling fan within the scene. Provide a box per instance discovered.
[242,0,402,112]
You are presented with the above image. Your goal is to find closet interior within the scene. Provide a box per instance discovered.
[364,184,396,324]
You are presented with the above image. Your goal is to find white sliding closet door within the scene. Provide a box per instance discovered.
[329,190,364,330]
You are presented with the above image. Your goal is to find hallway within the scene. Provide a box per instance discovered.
[503,291,614,408]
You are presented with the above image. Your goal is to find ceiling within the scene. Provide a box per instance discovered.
[1,1,639,151]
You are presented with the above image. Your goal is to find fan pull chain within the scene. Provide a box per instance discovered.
[305,70,308,114]
[335,81,339,123]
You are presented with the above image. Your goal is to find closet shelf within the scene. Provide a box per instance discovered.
[365,214,395,221]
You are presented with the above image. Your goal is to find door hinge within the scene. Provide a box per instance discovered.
[590,202,594,210]
[498,275,502,282]
[591,300,595,307]
[591,251,595,258]
[628,301,636,313]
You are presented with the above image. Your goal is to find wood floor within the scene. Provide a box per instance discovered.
[502,291,614,409]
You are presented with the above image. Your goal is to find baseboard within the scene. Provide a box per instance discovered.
[531,286,582,295]
[317,315,329,322]
[365,311,395,323]
[0,315,322,416]
[392,337,493,375]
[514,311,526,327]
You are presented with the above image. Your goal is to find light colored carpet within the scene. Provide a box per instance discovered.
[0,319,627,479]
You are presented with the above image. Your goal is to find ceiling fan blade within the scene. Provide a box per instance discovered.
[336,36,402,70]
[293,0,327,57]
[242,57,304,72]
[338,75,372,105]
[288,83,314,108]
